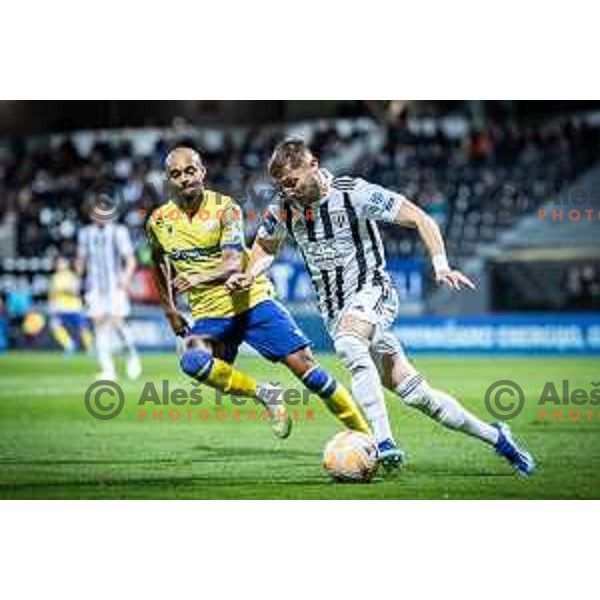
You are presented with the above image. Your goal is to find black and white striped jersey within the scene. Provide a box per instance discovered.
[257,170,406,321]
[77,223,133,294]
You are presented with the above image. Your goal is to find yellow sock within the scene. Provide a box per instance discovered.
[322,384,371,434]
[302,366,371,434]
[52,325,74,351]
[204,357,258,397]
[80,328,93,352]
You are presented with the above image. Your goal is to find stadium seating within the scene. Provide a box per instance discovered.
[356,118,600,260]
[1,114,598,305]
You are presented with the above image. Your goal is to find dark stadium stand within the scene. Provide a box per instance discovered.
[1,113,598,309]
[355,117,600,260]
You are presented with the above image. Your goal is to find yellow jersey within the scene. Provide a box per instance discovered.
[147,190,274,320]
[49,269,83,313]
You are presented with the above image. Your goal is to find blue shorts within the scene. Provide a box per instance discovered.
[189,299,310,363]
[50,312,88,328]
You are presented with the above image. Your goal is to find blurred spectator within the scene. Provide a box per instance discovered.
[1,113,598,283]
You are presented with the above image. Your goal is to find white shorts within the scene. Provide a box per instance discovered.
[85,288,130,319]
[327,276,402,357]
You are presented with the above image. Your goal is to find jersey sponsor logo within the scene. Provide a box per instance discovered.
[169,245,221,262]
[304,239,341,270]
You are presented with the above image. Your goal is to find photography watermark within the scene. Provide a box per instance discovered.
[482,179,600,223]
[139,206,317,225]
[482,182,529,224]
[484,379,600,421]
[83,379,318,422]
[138,407,314,424]
[80,176,600,226]
[84,380,125,420]
[83,177,279,223]
[84,181,126,222]
[484,380,525,420]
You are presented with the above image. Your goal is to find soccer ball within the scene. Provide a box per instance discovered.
[323,430,379,483]
[22,312,46,336]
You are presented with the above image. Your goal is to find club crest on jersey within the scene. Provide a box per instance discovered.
[329,211,348,229]
[203,219,220,234]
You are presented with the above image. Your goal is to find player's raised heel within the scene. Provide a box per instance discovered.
[377,439,406,472]
[492,422,535,477]
[257,384,292,439]
[127,355,142,381]
[96,370,117,382]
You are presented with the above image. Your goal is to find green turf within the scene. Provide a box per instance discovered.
[0,352,599,499]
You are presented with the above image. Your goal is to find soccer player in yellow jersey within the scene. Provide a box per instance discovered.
[146,145,369,439]
[48,257,92,355]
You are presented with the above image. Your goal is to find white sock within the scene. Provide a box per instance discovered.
[95,322,115,375]
[395,373,499,445]
[335,335,394,445]
[114,321,138,358]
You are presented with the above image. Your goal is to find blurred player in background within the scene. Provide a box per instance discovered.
[48,256,92,355]
[146,145,370,439]
[77,209,142,381]
[229,138,535,476]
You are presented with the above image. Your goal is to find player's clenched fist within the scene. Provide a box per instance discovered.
[173,272,202,292]
[435,269,476,291]
[224,273,253,294]
[166,310,189,337]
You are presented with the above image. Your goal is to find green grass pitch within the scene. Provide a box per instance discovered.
[0,352,599,499]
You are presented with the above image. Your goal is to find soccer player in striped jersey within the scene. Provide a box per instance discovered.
[77,211,142,381]
[145,145,369,440]
[227,139,535,476]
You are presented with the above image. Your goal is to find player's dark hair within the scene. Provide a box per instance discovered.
[268,138,312,179]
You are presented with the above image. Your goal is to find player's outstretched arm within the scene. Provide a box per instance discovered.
[173,203,248,292]
[225,203,287,294]
[225,237,281,294]
[172,249,243,292]
[394,199,476,291]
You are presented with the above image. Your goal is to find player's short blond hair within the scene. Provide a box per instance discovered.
[268,139,312,179]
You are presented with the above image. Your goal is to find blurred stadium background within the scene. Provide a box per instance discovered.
[1,100,599,355]
[2,100,600,499]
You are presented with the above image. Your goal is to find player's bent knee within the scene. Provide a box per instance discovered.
[285,347,316,377]
[397,374,431,408]
[180,349,214,380]
[334,334,370,371]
